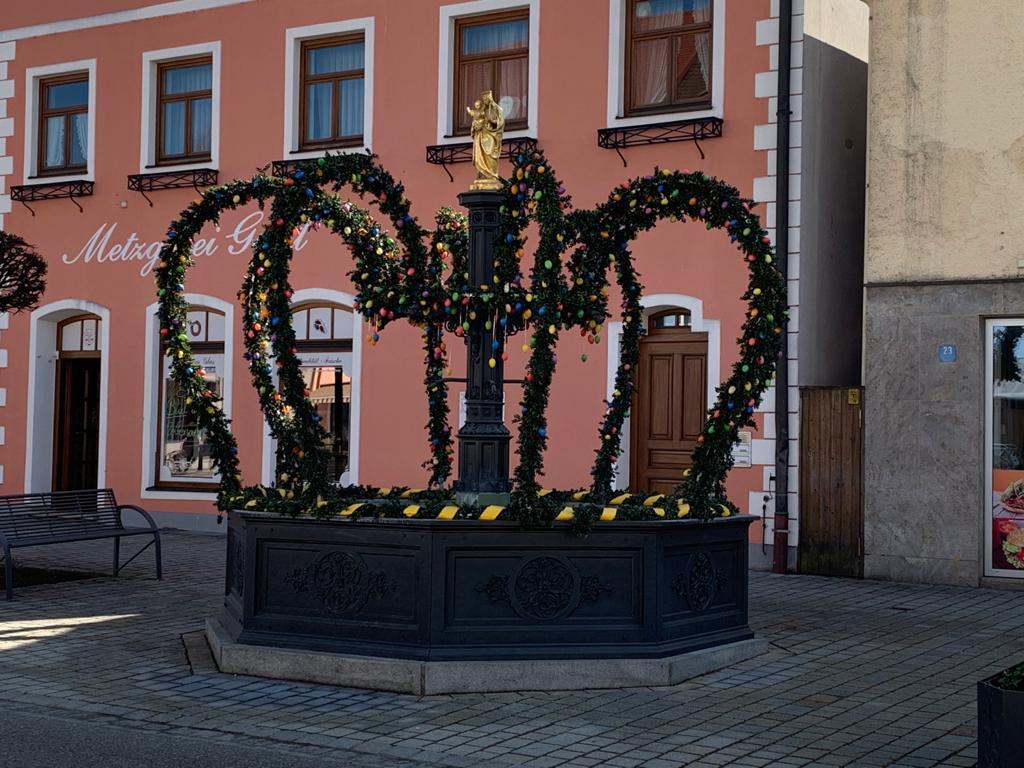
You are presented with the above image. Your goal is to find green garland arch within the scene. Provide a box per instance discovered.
[154,150,785,523]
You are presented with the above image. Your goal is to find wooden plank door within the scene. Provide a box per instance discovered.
[631,327,708,494]
[798,387,864,577]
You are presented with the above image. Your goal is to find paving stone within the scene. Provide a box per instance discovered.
[2,531,1022,768]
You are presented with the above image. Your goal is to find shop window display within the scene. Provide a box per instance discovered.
[157,308,225,487]
[989,321,1024,576]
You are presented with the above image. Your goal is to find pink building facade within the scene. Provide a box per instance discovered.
[0,1,867,566]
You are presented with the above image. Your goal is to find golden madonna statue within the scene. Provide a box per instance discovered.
[467,90,505,191]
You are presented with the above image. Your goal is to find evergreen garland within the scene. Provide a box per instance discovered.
[154,149,785,523]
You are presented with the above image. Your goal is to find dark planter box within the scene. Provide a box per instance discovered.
[221,511,755,661]
[978,674,1024,768]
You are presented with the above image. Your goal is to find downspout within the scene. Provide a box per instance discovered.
[772,0,793,574]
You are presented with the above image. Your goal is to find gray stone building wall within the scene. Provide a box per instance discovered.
[864,279,1024,586]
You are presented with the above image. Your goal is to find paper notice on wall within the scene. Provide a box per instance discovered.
[732,431,752,468]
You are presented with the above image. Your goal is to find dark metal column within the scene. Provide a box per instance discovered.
[454,189,511,494]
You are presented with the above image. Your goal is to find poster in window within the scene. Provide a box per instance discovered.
[989,322,1024,577]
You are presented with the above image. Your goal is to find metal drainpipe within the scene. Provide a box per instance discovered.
[772,0,793,574]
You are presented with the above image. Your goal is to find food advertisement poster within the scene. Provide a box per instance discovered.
[991,470,1024,574]
[989,322,1024,577]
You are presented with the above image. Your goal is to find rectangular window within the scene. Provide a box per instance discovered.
[38,74,89,176]
[453,10,529,135]
[157,57,213,165]
[988,320,1024,579]
[156,309,225,487]
[299,35,365,150]
[625,0,713,117]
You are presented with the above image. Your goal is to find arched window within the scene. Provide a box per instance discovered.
[648,308,692,331]
[155,306,227,488]
[57,314,102,354]
[292,303,354,482]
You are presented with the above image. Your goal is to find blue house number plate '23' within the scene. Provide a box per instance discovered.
[938,344,957,363]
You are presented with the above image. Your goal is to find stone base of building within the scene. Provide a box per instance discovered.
[864,279,1024,587]
[205,616,767,694]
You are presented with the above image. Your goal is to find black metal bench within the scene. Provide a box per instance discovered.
[0,488,162,601]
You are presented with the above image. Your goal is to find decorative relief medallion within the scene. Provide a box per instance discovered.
[671,551,727,612]
[477,555,611,621]
[286,551,395,615]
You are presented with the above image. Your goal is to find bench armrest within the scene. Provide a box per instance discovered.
[117,504,160,532]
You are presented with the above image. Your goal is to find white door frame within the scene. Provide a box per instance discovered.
[605,293,720,490]
[25,299,111,492]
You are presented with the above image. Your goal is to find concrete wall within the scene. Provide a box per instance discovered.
[864,281,1024,586]
[798,0,868,387]
[863,1,1024,586]
[865,2,1024,284]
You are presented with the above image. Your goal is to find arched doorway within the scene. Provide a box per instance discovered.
[26,300,110,493]
[53,314,103,490]
[629,308,709,494]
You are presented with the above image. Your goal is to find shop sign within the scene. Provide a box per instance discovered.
[732,430,752,468]
[61,212,313,277]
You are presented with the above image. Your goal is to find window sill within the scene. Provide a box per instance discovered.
[141,485,219,503]
[145,484,218,494]
[142,160,216,175]
[283,145,370,162]
[22,172,92,185]
[597,116,723,164]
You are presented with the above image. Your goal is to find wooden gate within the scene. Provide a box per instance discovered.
[798,387,864,577]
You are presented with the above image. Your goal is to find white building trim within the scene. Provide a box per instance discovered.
[261,288,363,487]
[751,0,803,543]
[0,42,15,225]
[140,294,234,501]
[22,59,97,184]
[435,0,540,144]
[139,42,221,174]
[606,0,726,129]
[0,0,257,42]
[604,293,721,490]
[283,18,375,160]
[25,299,111,493]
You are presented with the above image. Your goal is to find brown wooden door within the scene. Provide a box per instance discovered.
[631,324,708,494]
[54,357,101,491]
[798,387,864,578]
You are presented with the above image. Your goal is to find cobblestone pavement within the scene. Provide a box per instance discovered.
[2,531,1022,768]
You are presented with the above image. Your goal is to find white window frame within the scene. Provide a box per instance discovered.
[436,0,540,145]
[22,59,97,184]
[283,18,375,160]
[141,294,234,501]
[261,289,363,487]
[606,0,725,128]
[139,41,221,174]
[984,318,1024,580]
